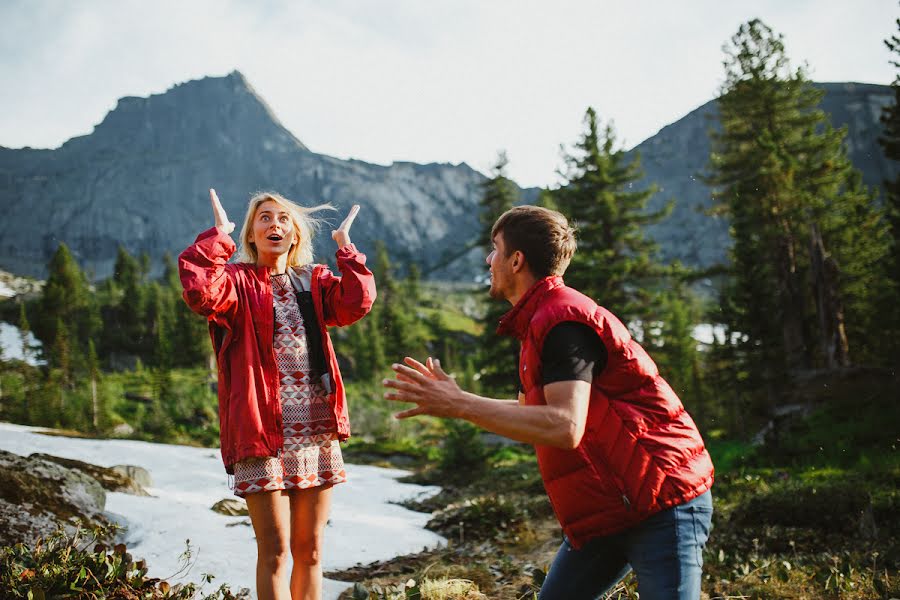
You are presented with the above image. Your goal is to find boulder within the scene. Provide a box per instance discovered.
[0,449,107,547]
[211,498,248,516]
[111,465,153,490]
[30,453,151,496]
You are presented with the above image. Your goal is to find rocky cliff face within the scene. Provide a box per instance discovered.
[0,71,512,280]
[0,74,893,279]
[632,82,897,268]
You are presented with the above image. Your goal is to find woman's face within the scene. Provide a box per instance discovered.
[248,200,297,259]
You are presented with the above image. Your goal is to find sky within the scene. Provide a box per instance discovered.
[0,0,896,188]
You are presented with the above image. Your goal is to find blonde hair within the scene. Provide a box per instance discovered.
[236,191,333,267]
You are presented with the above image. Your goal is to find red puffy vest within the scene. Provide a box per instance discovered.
[497,276,714,548]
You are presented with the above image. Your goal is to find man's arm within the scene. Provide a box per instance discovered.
[384,358,590,449]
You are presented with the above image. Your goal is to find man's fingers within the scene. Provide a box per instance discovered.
[431,358,450,379]
[392,361,430,382]
[394,406,427,419]
[382,378,421,393]
[403,357,432,375]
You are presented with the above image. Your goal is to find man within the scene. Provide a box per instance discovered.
[383,205,714,600]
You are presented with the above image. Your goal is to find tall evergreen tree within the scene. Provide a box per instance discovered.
[37,243,95,369]
[477,152,519,395]
[104,246,147,360]
[552,108,671,330]
[707,19,891,390]
[878,16,900,359]
[163,253,210,368]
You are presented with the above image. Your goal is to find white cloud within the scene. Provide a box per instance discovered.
[0,0,895,188]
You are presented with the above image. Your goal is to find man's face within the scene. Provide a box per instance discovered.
[486,231,515,301]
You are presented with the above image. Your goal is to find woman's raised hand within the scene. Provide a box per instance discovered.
[209,188,235,234]
[332,204,360,248]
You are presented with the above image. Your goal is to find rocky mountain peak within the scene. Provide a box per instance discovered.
[63,70,306,156]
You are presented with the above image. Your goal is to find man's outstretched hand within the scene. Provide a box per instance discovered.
[383,357,464,419]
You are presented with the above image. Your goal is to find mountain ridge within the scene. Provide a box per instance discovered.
[0,73,893,279]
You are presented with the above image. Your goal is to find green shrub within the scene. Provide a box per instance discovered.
[0,524,247,599]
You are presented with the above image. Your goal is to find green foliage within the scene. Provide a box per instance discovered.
[427,494,532,544]
[878,17,900,362]
[646,269,707,417]
[0,524,247,599]
[477,153,520,396]
[707,19,892,394]
[552,108,671,326]
[438,419,488,480]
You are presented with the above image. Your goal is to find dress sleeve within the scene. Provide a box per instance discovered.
[178,226,239,328]
[319,244,377,327]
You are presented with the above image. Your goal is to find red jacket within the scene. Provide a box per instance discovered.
[179,227,376,473]
[498,276,714,548]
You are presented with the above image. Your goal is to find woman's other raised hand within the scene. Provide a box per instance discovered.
[209,188,235,234]
[332,204,360,248]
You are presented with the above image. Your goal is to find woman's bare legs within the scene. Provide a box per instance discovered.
[288,484,334,600]
[246,490,293,600]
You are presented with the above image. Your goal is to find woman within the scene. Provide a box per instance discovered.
[179,189,376,600]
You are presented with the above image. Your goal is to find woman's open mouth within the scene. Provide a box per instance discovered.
[267,234,283,241]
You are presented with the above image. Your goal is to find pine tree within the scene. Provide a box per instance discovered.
[650,267,705,418]
[552,108,671,329]
[878,17,900,360]
[104,246,147,360]
[707,19,891,389]
[162,253,210,368]
[373,241,418,358]
[477,152,520,396]
[38,244,94,370]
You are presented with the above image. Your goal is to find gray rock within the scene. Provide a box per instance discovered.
[30,453,151,497]
[111,465,153,489]
[111,422,135,437]
[0,449,107,547]
[211,498,248,516]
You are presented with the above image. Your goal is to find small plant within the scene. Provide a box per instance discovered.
[353,577,486,600]
[438,420,488,480]
[426,495,531,544]
[0,523,247,599]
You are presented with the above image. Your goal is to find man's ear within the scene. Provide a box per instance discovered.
[511,251,525,273]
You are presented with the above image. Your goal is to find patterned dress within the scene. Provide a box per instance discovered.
[232,273,347,497]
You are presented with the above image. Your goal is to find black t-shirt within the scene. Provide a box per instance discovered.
[537,321,608,386]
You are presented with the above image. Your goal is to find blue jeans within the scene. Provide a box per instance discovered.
[539,490,713,600]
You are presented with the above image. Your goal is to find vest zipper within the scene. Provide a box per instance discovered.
[621,493,631,510]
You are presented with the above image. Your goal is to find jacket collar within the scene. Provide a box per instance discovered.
[496,276,565,340]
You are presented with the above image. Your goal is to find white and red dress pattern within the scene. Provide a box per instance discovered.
[232,276,347,497]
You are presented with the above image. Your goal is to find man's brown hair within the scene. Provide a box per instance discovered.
[491,205,577,278]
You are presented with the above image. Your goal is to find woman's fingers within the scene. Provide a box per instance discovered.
[209,188,235,234]
[339,204,360,232]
